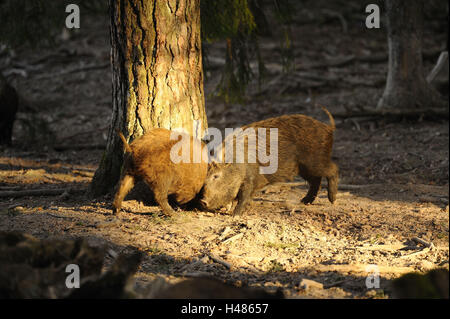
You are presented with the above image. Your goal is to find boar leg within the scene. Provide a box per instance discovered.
[301,176,322,204]
[326,162,339,203]
[327,174,338,203]
[327,176,338,203]
[113,174,135,214]
[152,180,176,217]
[232,182,255,216]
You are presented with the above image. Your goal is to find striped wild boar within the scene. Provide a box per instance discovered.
[113,128,208,216]
[200,107,339,215]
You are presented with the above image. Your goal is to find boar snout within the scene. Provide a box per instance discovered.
[199,199,209,208]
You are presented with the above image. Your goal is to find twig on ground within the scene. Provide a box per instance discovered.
[350,244,414,251]
[398,237,436,259]
[412,237,434,248]
[400,247,431,259]
[207,253,232,269]
[222,233,244,244]
[323,279,350,289]
[218,227,233,240]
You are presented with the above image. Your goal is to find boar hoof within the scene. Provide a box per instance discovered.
[231,206,245,216]
[161,209,175,217]
[328,191,337,203]
[301,196,315,205]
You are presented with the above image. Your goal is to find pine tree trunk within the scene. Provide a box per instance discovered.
[377,0,446,110]
[90,0,207,196]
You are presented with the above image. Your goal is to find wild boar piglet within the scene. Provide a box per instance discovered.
[201,107,339,215]
[113,128,208,216]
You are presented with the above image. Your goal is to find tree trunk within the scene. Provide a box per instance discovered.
[0,74,18,145]
[90,0,207,196]
[377,0,447,110]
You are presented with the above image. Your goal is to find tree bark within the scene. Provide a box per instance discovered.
[90,0,207,196]
[377,0,447,110]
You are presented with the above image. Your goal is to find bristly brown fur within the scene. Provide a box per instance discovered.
[112,128,208,216]
[201,112,339,216]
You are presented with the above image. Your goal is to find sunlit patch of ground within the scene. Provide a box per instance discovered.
[0,156,94,186]
[0,180,447,298]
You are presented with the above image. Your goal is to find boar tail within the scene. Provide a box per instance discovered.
[116,130,132,153]
[318,105,335,130]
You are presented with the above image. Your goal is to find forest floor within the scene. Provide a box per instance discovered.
[0,1,448,298]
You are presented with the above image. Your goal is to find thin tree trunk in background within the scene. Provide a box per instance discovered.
[90,0,207,196]
[377,0,447,110]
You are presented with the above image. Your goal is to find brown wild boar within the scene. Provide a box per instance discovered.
[113,128,208,216]
[200,107,338,215]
